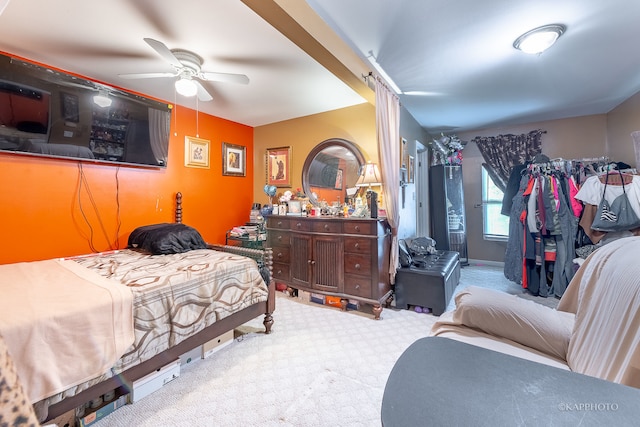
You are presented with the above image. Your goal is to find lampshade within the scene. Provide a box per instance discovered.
[513,24,565,54]
[175,76,198,97]
[355,162,382,187]
[92,90,112,108]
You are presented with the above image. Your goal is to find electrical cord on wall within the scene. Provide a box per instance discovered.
[77,163,98,252]
[114,166,122,249]
[76,163,119,252]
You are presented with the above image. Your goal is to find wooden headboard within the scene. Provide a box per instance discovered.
[175,192,183,224]
[174,190,273,285]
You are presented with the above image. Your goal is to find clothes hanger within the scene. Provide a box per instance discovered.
[598,163,634,185]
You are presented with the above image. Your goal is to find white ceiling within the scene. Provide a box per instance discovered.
[309,0,640,133]
[0,0,366,127]
[2,0,640,133]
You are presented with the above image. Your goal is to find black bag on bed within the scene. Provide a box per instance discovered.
[128,223,208,254]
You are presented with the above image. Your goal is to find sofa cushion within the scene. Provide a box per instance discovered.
[451,286,574,361]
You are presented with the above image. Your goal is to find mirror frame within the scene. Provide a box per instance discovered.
[302,138,366,206]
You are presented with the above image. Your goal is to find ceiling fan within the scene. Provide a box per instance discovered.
[119,38,249,102]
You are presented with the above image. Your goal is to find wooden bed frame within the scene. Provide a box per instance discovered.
[44,192,275,421]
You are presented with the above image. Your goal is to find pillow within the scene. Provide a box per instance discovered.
[128,223,208,255]
[452,286,574,361]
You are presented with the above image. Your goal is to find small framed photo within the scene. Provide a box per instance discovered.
[61,92,79,123]
[287,200,302,216]
[223,142,246,176]
[267,146,291,187]
[184,136,210,169]
[334,168,344,190]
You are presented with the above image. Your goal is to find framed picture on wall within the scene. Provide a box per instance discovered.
[61,92,79,123]
[184,136,210,169]
[334,168,344,190]
[407,155,415,183]
[222,142,246,176]
[400,137,407,168]
[267,146,291,187]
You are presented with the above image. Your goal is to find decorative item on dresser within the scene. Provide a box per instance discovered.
[267,215,392,319]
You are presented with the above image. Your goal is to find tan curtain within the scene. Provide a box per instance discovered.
[148,108,170,164]
[375,77,401,284]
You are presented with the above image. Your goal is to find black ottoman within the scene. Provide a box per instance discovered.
[394,251,461,315]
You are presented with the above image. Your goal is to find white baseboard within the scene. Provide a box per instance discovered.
[467,259,504,268]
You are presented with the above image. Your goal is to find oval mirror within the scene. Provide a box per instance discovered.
[302,138,366,206]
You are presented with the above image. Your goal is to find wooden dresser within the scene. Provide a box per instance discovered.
[267,215,392,319]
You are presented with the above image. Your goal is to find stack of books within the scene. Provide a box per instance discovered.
[229,224,266,242]
[249,208,263,224]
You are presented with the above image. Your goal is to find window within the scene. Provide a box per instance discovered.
[482,166,509,241]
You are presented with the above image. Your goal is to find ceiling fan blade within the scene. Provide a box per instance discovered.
[118,72,177,79]
[200,71,249,85]
[194,80,213,102]
[143,37,183,68]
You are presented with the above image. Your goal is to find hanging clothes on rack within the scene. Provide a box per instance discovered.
[574,165,640,245]
[503,157,579,298]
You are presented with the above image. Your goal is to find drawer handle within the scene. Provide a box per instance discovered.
[277,221,283,226]
[296,222,302,228]
[308,260,316,265]
[324,224,330,230]
[354,263,361,270]
[355,225,360,232]
[277,252,283,258]
[354,243,360,249]
[355,284,360,290]
[277,235,282,241]
[277,269,282,274]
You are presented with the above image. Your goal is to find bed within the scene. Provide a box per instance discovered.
[0,192,275,423]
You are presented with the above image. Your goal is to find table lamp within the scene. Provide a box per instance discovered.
[355,162,382,218]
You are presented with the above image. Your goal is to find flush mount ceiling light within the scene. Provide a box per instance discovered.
[175,75,198,97]
[513,24,566,54]
[92,89,112,108]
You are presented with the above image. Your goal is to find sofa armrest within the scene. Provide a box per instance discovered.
[432,286,574,361]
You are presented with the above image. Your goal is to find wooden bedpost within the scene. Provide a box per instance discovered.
[175,192,183,223]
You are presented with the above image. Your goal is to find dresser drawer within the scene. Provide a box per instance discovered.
[272,262,290,281]
[312,220,342,234]
[272,246,290,264]
[269,230,290,246]
[344,237,372,254]
[343,221,374,235]
[290,219,312,231]
[344,274,372,298]
[268,217,290,229]
[344,253,371,275]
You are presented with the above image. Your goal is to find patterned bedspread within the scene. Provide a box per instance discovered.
[73,248,269,373]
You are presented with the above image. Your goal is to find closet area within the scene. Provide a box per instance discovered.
[503,156,639,298]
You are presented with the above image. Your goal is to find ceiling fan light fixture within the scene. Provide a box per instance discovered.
[175,76,198,97]
[93,90,112,108]
[514,24,566,54]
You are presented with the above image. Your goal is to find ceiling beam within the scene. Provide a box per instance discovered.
[241,0,375,105]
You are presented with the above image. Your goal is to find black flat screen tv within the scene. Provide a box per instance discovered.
[0,52,172,168]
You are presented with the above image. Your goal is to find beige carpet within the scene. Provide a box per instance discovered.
[90,265,557,427]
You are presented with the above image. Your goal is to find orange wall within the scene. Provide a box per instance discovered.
[0,105,255,264]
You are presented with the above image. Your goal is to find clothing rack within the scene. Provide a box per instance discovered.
[526,159,571,176]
